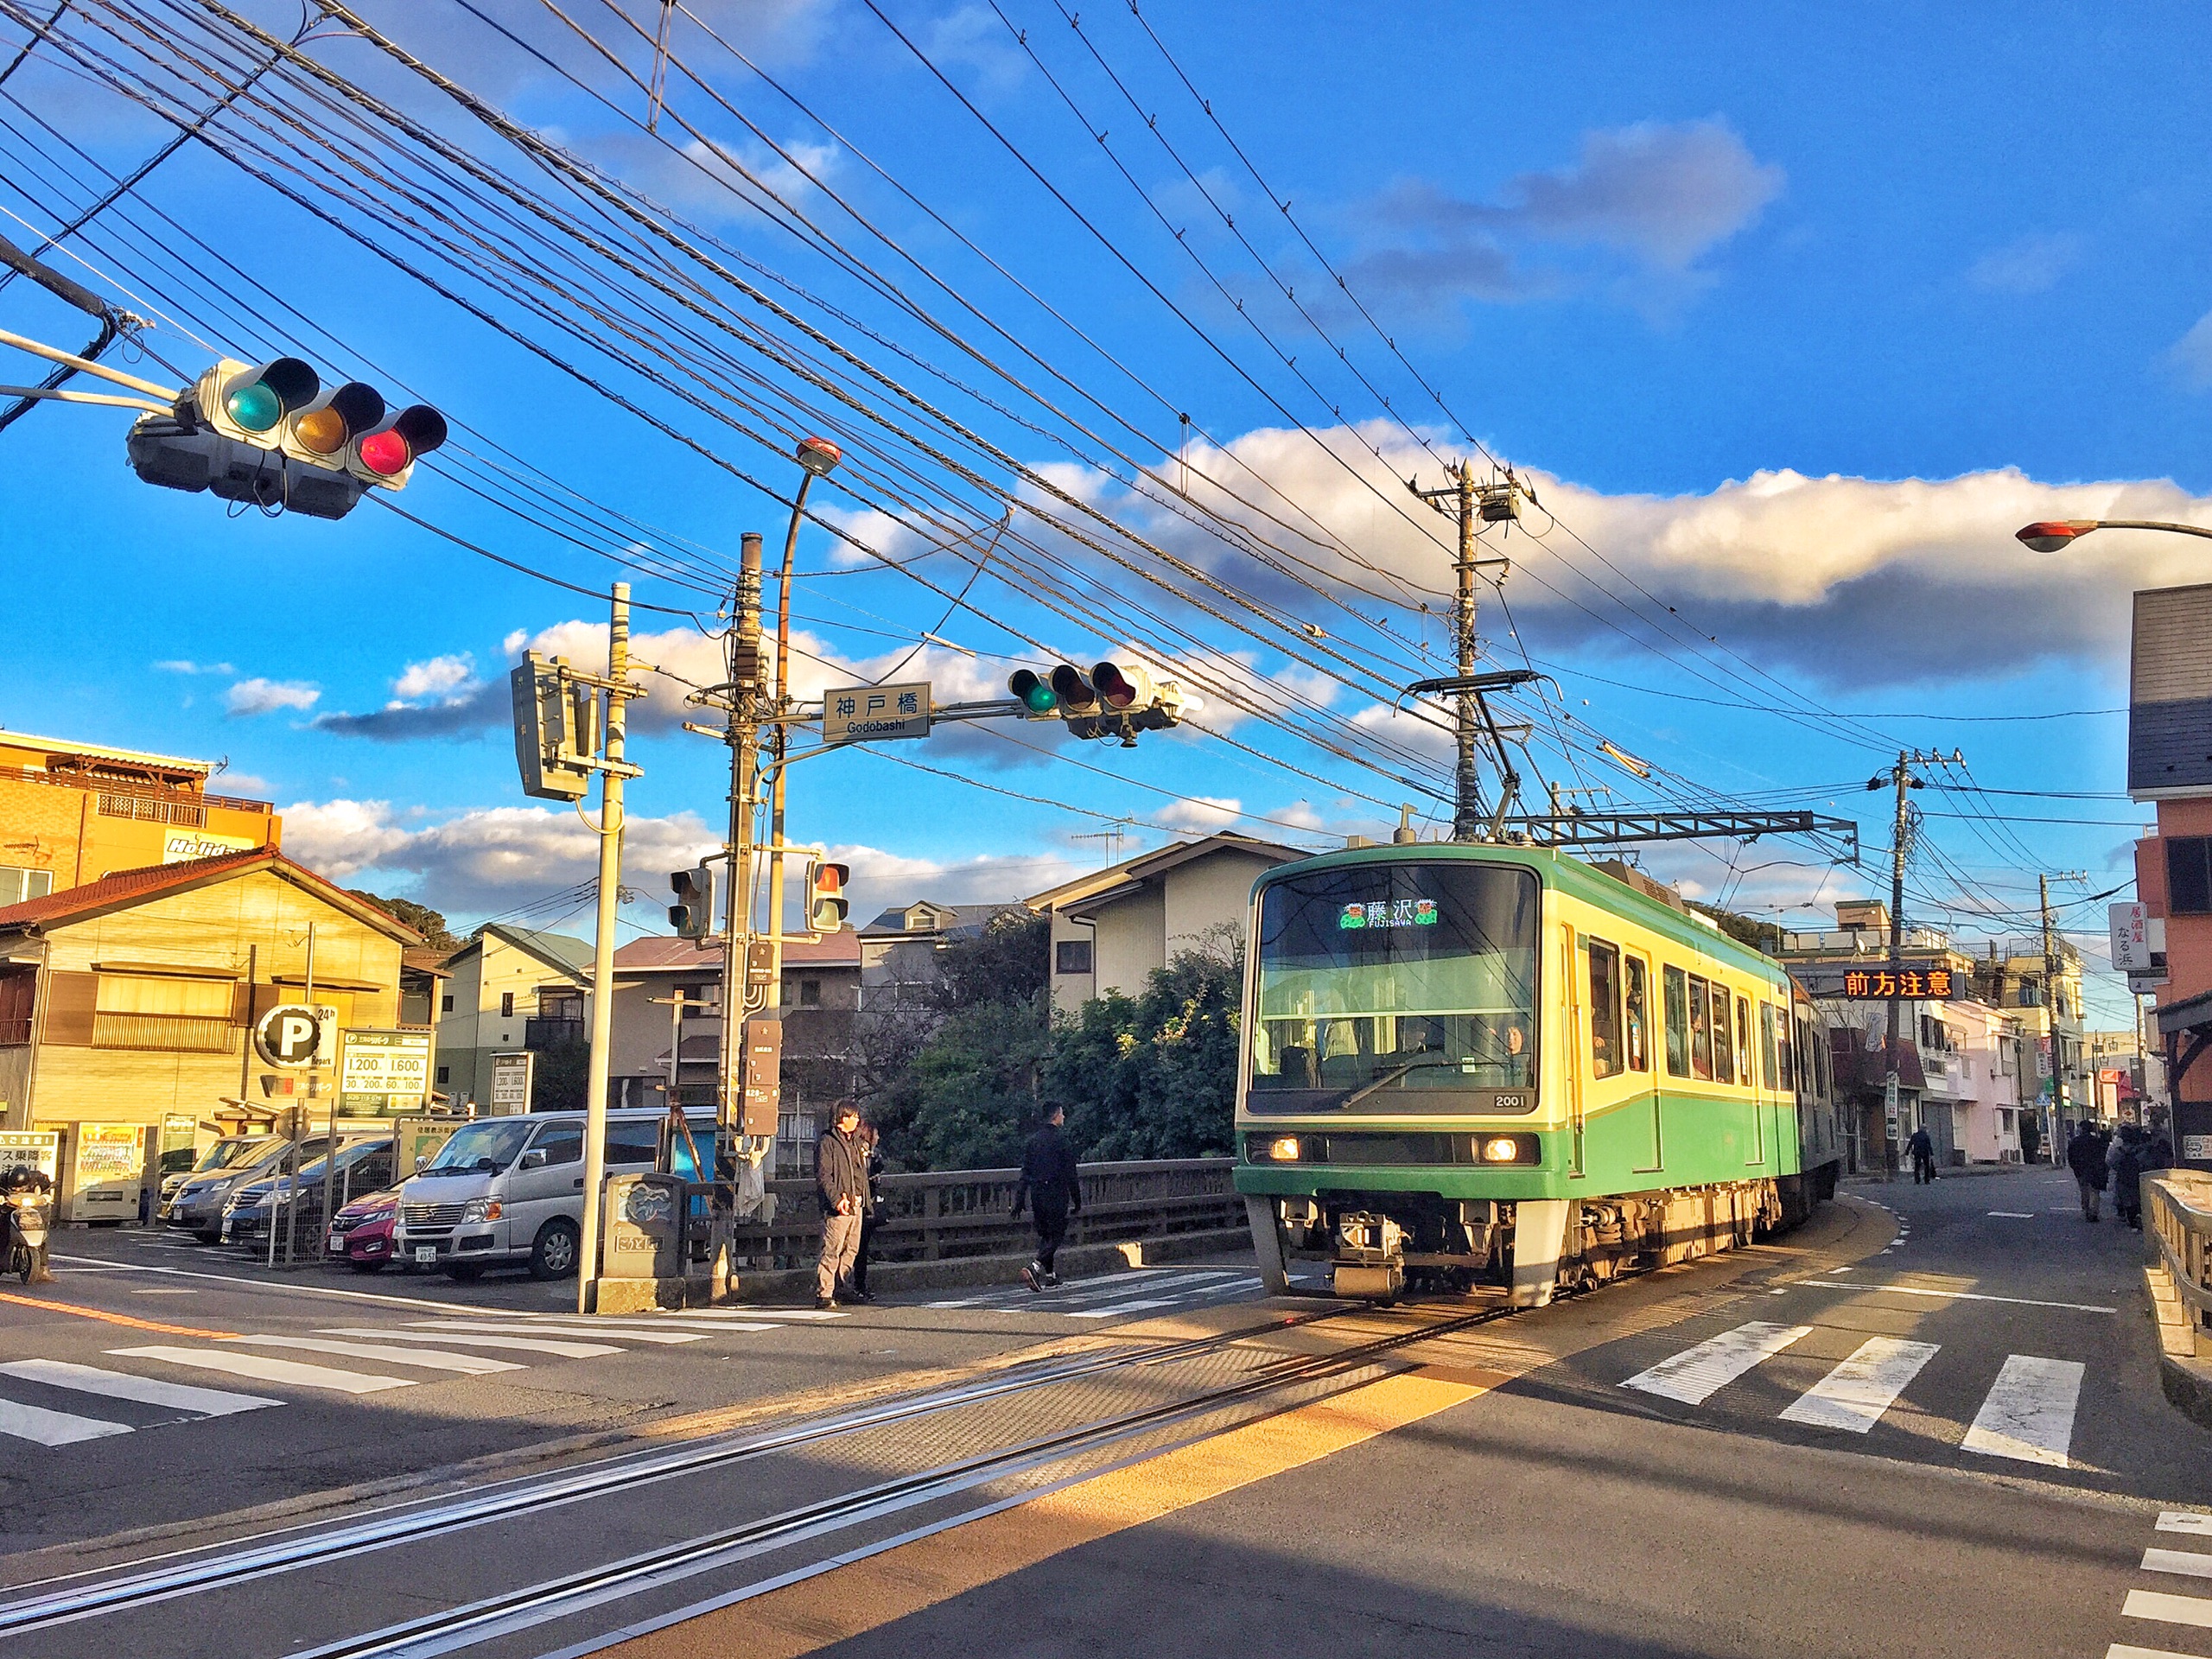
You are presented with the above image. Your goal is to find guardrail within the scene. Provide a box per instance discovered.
[726,1156,1243,1272]
[2145,1169,2212,1355]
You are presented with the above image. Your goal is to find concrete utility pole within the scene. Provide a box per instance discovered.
[709,532,766,1301]
[2040,868,2087,1148]
[577,582,632,1315]
[1409,459,1503,841]
[1881,751,1915,1182]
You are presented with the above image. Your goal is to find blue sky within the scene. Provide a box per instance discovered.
[3,0,2208,1024]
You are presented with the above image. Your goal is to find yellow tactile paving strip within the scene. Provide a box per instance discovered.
[599,1366,1504,1659]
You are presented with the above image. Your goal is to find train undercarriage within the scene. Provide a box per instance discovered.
[1249,1164,1838,1309]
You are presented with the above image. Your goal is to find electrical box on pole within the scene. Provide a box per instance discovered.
[511,652,594,802]
[738,1017,781,1138]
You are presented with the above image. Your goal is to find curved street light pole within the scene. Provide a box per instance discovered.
[2017,518,2212,552]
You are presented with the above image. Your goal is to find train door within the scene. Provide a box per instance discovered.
[1563,925,1586,1177]
[1601,943,1660,1174]
[1738,992,1765,1166]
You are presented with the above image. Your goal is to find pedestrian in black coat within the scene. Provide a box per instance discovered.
[1905,1125,1936,1185]
[2066,1124,2109,1222]
[850,1119,886,1297]
[1012,1104,1081,1291]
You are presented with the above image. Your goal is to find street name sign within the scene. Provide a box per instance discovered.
[822,682,931,743]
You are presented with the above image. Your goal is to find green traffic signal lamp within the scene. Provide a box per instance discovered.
[1008,669,1058,714]
[223,357,318,434]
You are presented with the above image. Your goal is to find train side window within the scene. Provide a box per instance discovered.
[1711,981,1735,1083]
[1776,1004,1796,1091]
[1624,957,1650,1072]
[1663,966,1689,1077]
[1759,1001,1780,1090]
[1688,976,1713,1080]
[1586,938,1624,1080]
[1736,998,1753,1086]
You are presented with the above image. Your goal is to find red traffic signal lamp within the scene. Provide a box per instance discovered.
[809,861,850,932]
[1091,659,1154,710]
[351,404,448,484]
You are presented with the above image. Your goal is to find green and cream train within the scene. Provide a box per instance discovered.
[1236,842,1844,1306]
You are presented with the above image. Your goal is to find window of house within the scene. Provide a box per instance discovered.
[1586,938,1623,1079]
[1055,938,1093,976]
[1688,976,1713,1081]
[1623,957,1650,1072]
[1663,966,1689,1077]
[539,990,582,1020]
[435,1065,450,1085]
[798,977,822,1007]
[604,1122,658,1166]
[1710,981,1734,1084]
[500,991,515,1019]
[0,867,54,907]
[440,993,454,1014]
[93,971,235,1052]
[680,984,715,1014]
[2169,836,2212,915]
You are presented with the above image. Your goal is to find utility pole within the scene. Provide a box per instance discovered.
[1880,751,1915,1183]
[1410,461,1522,840]
[576,582,632,1315]
[2040,868,2088,1149]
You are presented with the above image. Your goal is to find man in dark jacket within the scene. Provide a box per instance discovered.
[1905,1124,1936,1185]
[1012,1104,1081,1291]
[2066,1122,2109,1222]
[815,1101,871,1309]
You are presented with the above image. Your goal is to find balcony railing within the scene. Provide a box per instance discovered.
[0,1018,29,1046]
[0,763,272,817]
[92,1012,238,1052]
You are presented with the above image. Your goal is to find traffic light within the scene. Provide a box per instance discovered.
[809,861,849,932]
[1049,663,1100,715]
[510,652,593,802]
[124,355,443,521]
[1007,669,1058,715]
[668,864,715,940]
[1091,659,1153,711]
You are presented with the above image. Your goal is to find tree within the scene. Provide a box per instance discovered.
[1687,901,1783,957]
[531,1038,592,1112]
[930,908,1048,1011]
[351,889,460,950]
[888,996,1052,1171]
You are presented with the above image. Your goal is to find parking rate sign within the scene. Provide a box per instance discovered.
[339,1029,433,1115]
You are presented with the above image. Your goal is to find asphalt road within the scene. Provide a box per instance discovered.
[5,1168,2206,1659]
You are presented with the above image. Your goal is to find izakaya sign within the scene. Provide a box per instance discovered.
[1838,967,1958,1000]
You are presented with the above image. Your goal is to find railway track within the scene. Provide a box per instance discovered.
[1,1297,1496,1649]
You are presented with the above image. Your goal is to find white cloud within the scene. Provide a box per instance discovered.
[1154,795,1243,834]
[154,659,235,676]
[226,678,321,716]
[829,842,1083,919]
[1967,232,2081,295]
[392,653,477,701]
[2168,309,2212,390]
[212,772,272,796]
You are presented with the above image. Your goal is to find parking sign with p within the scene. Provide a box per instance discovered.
[255,1004,329,1068]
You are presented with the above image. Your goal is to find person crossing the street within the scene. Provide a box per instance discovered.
[1012,1103,1082,1292]
[814,1100,871,1309]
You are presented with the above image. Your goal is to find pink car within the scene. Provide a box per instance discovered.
[326,1187,400,1273]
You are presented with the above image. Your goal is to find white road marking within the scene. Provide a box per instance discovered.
[1988,1211,2037,1218]
[0,1359,278,1417]
[2105,1644,2209,1658]
[111,1346,417,1395]
[0,1397,135,1446]
[236,1336,524,1374]
[2144,1548,2212,1581]
[416,1320,706,1347]
[2125,1589,2212,1630]
[1622,1322,1815,1405]
[1782,1280,2116,1313]
[1069,1298,1181,1319]
[316,1327,620,1358]
[2159,1513,2212,1536]
[1960,1355,2083,1467]
[1778,1338,1940,1433]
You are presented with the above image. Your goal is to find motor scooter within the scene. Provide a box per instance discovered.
[3,1166,54,1285]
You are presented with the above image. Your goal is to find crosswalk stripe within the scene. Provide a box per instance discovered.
[2125,1589,2212,1630]
[236,1337,524,1375]
[316,1326,620,1358]
[1777,1338,1940,1433]
[0,1396,135,1446]
[1960,1354,2082,1467]
[1070,1298,1181,1319]
[411,1320,707,1347]
[2160,1514,2212,1536]
[564,1319,785,1334]
[109,1345,417,1395]
[1622,1322,1815,1406]
[2107,1646,2208,1658]
[2145,1549,2212,1581]
[0,1359,278,1417]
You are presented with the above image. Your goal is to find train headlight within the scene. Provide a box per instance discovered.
[1481,1136,1522,1164]
[1265,1136,1300,1162]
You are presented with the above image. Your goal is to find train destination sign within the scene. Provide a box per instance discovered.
[1338,899,1439,931]
[1838,967,1957,1000]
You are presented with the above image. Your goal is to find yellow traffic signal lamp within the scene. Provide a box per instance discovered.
[283,381,385,464]
[1049,664,1098,714]
[809,861,850,932]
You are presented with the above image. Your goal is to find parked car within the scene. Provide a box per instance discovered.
[325,1186,401,1272]
[223,1136,396,1247]
[395,1109,714,1281]
[164,1136,308,1243]
[159,1135,276,1212]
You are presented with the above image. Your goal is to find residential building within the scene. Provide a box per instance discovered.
[1916,997,2030,1164]
[0,848,417,1219]
[0,728,281,902]
[1969,938,2088,1153]
[2127,584,2212,1166]
[430,925,592,1107]
[604,930,861,1175]
[1027,832,1305,1015]
[858,899,1032,1014]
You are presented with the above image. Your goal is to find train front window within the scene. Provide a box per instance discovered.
[1249,861,1539,1114]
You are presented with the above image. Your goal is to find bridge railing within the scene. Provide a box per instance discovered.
[725,1156,1242,1271]
[2145,1169,2212,1356]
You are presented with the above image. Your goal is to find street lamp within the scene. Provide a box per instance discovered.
[768,433,842,1019]
[2016,518,2212,553]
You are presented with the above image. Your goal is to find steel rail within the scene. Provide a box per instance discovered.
[290,1301,1513,1659]
[0,1301,1370,1634]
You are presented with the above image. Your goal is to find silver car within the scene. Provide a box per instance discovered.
[162,1136,327,1243]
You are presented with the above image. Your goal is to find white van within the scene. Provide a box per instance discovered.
[392,1108,715,1281]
